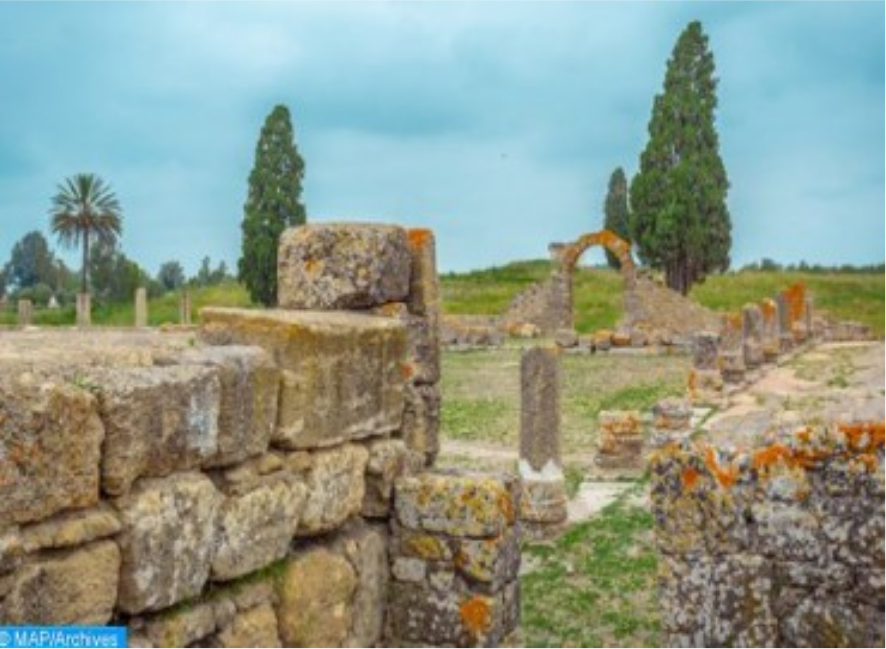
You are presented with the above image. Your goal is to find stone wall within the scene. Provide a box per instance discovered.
[650,421,885,647]
[0,223,517,648]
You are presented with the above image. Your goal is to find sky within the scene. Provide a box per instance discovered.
[0,2,883,276]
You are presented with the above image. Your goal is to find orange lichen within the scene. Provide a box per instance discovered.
[304,259,320,275]
[400,363,414,380]
[838,421,885,452]
[752,443,794,471]
[407,228,432,250]
[459,596,492,636]
[561,230,634,274]
[703,447,739,488]
[681,467,701,490]
[760,299,777,322]
[782,282,806,325]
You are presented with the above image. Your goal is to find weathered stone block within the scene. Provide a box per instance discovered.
[405,228,440,317]
[114,472,222,614]
[454,526,521,588]
[519,477,569,526]
[363,438,414,518]
[200,308,407,450]
[0,374,103,526]
[286,443,369,536]
[19,504,121,553]
[170,346,280,467]
[211,473,307,581]
[0,540,120,625]
[334,522,391,647]
[213,603,281,648]
[142,600,217,648]
[597,410,643,457]
[401,383,441,465]
[277,223,412,310]
[652,398,692,433]
[717,350,746,384]
[277,547,358,647]
[554,328,578,348]
[95,364,221,496]
[395,472,518,538]
[592,329,613,351]
[692,332,720,370]
[372,302,439,385]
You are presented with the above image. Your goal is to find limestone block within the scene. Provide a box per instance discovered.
[0,540,120,625]
[592,329,613,351]
[334,522,390,647]
[214,603,281,648]
[611,329,632,347]
[287,443,369,536]
[277,223,412,309]
[20,504,121,553]
[692,332,720,370]
[371,302,440,385]
[94,364,221,496]
[519,477,569,525]
[405,228,440,317]
[554,328,578,348]
[519,347,562,473]
[395,472,518,538]
[387,582,517,647]
[114,472,222,614]
[401,383,441,465]
[0,374,103,526]
[277,547,358,647]
[200,308,407,450]
[142,601,217,648]
[652,398,692,433]
[686,368,724,405]
[363,438,413,518]
[717,350,746,384]
[170,346,280,467]
[454,526,521,589]
[211,473,307,581]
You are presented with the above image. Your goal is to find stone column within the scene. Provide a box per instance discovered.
[775,293,793,353]
[741,304,764,370]
[179,291,191,325]
[804,297,814,342]
[760,299,779,362]
[17,299,33,327]
[76,292,91,327]
[718,313,746,384]
[134,287,148,328]
[518,346,568,531]
[688,331,724,405]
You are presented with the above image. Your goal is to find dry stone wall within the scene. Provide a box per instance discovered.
[0,223,517,648]
[650,421,885,647]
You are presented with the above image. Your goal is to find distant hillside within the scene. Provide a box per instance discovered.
[440,261,885,337]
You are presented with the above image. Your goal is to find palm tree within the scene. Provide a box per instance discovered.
[50,173,123,294]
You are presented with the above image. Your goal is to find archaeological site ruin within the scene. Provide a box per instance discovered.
[1,223,882,647]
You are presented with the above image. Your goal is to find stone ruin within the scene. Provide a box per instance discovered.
[651,422,884,647]
[0,223,520,648]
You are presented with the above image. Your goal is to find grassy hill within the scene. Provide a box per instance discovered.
[441,260,885,337]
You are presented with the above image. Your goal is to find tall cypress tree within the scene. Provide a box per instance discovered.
[629,21,732,295]
[602,167,630,269]
[238,104,306,306]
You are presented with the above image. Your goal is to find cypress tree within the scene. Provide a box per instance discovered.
[238,104,306,306]
[602,167,630,269]
[629,21,732,295]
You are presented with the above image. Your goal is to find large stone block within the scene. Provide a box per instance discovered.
[334,522,391,647]
[19,504,121,553]
[0,540,120,625]
[371,303,440,385]
[277,223,412,310]
[454,526,521,589]
[0,374,104,526]
[276,547,358,647]
[363,438,415,519]
[401,383,441,465]
[395,472,518,538]
[168,346,280,467]
[286,443,369,536]
[211,473,307,581]
[94,364,221,496]
[200,308,407,450]
[114,472,222,614]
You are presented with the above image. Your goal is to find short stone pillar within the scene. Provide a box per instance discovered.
[389,472,521,647]
[179,291,191,325]
[718,313,746,384]
[17,299,33,327]
[651,398,692,446]
[775,293,793,354]
[518,347,568,531]
[741,304,764,370]
[596,410,644,469]
[134,287,148,328]
[760,299,779,362]
[76,292,91,327]
[688,331,724,404]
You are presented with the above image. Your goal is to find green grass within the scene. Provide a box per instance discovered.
[440,261,885,336]
[0,282,253,327]
[521,486,660,647]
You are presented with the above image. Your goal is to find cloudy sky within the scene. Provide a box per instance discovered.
[1,2,883,276]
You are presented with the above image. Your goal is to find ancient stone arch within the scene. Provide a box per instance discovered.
[504,230,636,334]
